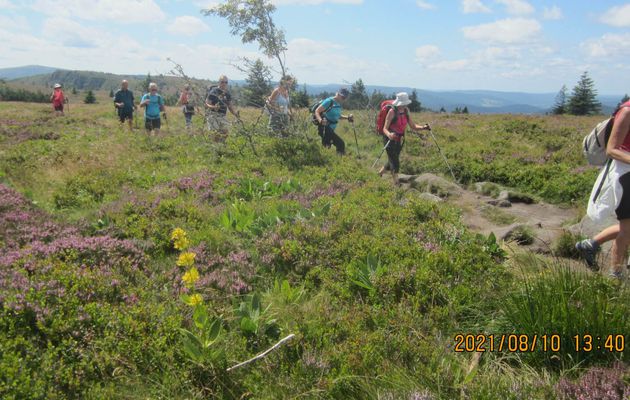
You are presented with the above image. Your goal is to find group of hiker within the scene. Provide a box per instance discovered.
[47,78,629,280]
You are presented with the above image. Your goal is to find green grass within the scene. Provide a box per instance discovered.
[0,101,625,399]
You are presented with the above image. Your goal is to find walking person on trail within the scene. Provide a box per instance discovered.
[177,84,196,131]
[139,82,165,135]
[266,75,293,136]
[378,92,431,185]
[114,80,136,130]
[576,99,630,279]
[314,88,353,155]
[50,83,65,116]
[204,75,240,141]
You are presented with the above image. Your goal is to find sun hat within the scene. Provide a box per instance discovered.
[392,92,411,107]
[54,83,62,88]
[338,88,350,98]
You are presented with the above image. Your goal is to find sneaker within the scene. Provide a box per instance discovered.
[575,239,599,270]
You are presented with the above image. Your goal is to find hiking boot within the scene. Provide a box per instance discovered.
[609,270,625,280]
[575,239,599,270]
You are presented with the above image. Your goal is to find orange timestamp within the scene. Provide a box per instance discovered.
[454,334,626,353]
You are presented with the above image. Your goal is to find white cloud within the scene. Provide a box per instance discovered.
[0,0,16,9]
[600,4,630,28]
[581,33,630,58]
[461,0,491,14]
[416,0,435,10]
[495,0,534,15]
[462,18,541,44]
[271,0,363,4]
[32,0,166,23]
[286,38,389,84]
[166,16,210,37]
[543,6,563,20]
[415,45,440,64]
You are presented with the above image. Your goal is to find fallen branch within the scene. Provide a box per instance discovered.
[226,333,295,372]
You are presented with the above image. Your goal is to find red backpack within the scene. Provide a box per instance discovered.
[375,100,408,135]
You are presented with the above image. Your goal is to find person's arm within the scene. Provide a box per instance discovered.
[382,109,397,140]
[315,99,331,125]
[228,102,240,119]
[606,107,630,164]
[114,92,122,108]
[159,95,165,113]
[140,95,149,107]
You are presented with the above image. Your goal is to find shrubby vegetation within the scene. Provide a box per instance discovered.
[0,101,627,399]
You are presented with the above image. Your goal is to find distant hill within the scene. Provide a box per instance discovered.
[0,65,61,80]
[302,84,624,114]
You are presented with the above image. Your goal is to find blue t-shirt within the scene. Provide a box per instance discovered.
[320,97,342,129]
[141,93,164,119]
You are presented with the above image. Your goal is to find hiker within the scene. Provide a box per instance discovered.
[113,80,136,130]
[205,75,240,140]
[378,92,431,185]
[177,84,196,130]
[314,88,353,155]
[266,75,293,136]
[50,83,65,116]
[139,82,165,135]
[576,99,630,279]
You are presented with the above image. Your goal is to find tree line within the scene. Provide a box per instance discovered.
[552,71,628,116]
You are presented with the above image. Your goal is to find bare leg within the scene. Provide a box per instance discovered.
[593,224,620,245]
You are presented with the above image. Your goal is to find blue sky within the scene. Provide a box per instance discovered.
[0,0,629,94]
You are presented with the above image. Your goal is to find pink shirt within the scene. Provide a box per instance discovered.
[388,109,409,141]
[616,101,630,152]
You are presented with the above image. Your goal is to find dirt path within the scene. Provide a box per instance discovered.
[395,173,578,254]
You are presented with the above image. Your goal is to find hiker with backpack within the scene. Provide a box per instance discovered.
[114,80,136,130]
[205,75,240,141]
[177,84,196,130]
[50,83,65,116]
[576,100,630,279]
[266,75,293,136]
[313,88,353,155]
[139,82,165,135]
[376,92,431,185]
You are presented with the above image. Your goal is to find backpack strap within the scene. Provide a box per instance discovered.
[592,158,612,204]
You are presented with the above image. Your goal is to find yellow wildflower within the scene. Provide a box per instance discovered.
[171,228,189,250]
[182,267,200,288]
[176,252,196,267]
[186,293,203,306]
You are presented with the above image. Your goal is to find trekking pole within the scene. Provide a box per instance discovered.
[426,128,457,182]
[163,112,169,133]
[350,119,360,158]
[372,139,391,168]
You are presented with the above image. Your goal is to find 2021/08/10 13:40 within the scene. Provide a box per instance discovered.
[454,334,626,353]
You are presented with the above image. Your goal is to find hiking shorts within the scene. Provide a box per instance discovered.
[119,109,133,122]
[206,111,229,134]
[145,117,161,131]
[54,104,64,112]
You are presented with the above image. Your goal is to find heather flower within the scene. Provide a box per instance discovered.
[176,252,196,267]
[182,267,200,288]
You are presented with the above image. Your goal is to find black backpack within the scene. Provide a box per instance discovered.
[309,98,335,126]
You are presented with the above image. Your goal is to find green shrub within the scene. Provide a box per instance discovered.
[267,138,330,170]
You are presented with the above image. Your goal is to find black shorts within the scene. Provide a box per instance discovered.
[145,117,161,130]
[616,172,630,220]
[119,109,133,122]
[54,105,64,112]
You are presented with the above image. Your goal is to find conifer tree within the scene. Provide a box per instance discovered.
[552,85,567,115]
[567,71,601,115]
[84,90,96,104]
[409,90,422,112]
[242,59,272,107]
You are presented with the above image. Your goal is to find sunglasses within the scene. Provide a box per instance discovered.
[219,80,228,84]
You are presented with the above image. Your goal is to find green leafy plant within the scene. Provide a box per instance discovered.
[220,198,256,232]
[346,253,387,295]
[235,293,277,337]
[179,306,224,365]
